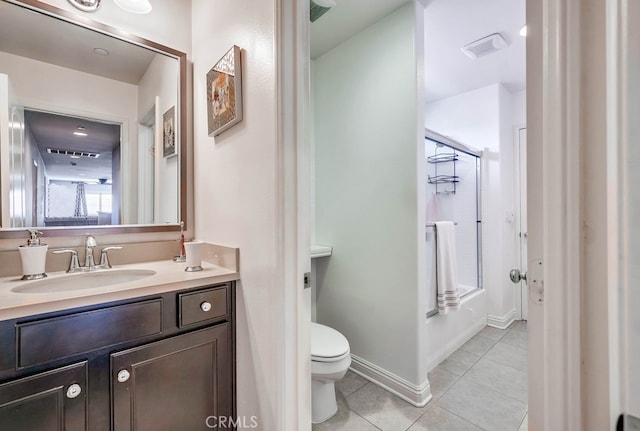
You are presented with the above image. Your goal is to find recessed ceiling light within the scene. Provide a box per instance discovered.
[520,25,527,37]
[70,155,81,159]
[73,131,88,137]
[93,48,110,56]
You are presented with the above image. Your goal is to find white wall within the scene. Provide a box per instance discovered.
[138,54,180,224]
[314,3,427,390]
[191,0,286,429]
[512,90,526,126]
[425,83,520,329]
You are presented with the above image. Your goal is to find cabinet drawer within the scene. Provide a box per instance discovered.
[17,299,163,368]
[178,285,227,327]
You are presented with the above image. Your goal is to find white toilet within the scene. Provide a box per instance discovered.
[311,322,351,423]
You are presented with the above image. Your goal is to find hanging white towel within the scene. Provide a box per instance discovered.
[435,221,460,314]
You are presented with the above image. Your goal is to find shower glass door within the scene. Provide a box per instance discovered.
[425,132,481,314]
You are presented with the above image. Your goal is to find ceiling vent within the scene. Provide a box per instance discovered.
[461,33,509,59]
[310,0,336,23]
[47,148,100,158]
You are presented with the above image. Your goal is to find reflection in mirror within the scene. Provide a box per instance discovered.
[0,0,186,235]
[17,110,120,228]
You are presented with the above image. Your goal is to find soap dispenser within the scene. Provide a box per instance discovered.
[19,229,48,280]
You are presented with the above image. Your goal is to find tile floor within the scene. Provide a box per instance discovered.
[313,321,528,431]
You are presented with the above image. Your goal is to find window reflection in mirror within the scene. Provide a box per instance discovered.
[0,0,182,230]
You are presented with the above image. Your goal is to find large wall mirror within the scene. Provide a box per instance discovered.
[0,0,187,238]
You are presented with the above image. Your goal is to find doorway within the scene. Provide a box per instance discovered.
[515,127,527,320]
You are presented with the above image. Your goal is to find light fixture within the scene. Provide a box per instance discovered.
[113,0,152,14]
[74,126,87,137]
[67,0,101,12]
[519,25,527,37]
[461,33,509,59]
[93,48,110,56]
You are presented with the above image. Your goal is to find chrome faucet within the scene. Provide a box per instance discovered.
[53,236,123,273]
[85,235,97,270]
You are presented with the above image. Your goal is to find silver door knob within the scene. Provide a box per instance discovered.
[66,383,82,399]
[510,269,527,283]
[117,369,130,383]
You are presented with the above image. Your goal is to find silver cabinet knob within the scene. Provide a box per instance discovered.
[510,269,527,283]
[66,383,82,399]
[200,301,212,312]
[117,369,130,383]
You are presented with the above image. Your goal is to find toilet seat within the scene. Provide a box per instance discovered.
[311,322,350,362]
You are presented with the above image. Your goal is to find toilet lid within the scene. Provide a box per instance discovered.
[311,322,350,359]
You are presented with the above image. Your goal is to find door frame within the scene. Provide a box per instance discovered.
[278,0,312,429]
[527,0,583,428]
[513,126,527,321]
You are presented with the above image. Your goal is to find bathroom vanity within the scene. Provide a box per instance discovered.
[0,254,238,431]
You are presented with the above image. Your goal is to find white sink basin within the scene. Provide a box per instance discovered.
[11,269,157,294]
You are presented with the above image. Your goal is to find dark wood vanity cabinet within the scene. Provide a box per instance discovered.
[112,324,231,430]
[0,282,235,431]
[0,362,88,431]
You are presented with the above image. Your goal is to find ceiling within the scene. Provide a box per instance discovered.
[310,0,526,102]
[0,1,157,85]
[25,110,120,183]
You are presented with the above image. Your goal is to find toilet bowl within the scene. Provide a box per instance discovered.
[311,322,351,424]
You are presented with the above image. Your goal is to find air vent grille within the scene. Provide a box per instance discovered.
[46,148,100,158]
[461,33,509,59]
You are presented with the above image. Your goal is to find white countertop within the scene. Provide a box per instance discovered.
[0,258,239,321]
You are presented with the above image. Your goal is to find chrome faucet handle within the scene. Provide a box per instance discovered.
[52,249,80,273]
[99,246,123,269]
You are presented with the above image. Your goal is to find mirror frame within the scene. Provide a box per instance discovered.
[0,0,188,238]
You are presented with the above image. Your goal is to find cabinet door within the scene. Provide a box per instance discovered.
[111,324,232,431]
[0,362,88,431]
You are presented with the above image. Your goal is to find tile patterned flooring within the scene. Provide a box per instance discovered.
[313,321,528,431]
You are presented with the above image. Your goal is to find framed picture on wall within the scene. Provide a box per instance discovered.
[163,106,176,157]
[206,45,243,137]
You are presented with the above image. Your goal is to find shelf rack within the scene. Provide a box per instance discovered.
[427,150,459,195]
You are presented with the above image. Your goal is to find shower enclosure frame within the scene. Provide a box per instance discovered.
[425,128,482,316]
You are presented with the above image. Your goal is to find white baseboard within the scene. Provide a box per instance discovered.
[487,309,517,329]
[349,354,432,408]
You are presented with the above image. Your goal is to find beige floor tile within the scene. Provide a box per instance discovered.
[484,341,528,372]
[408,404,481,431]
[346,383,425,431]
[460,334,498,356]
[312,394,380,431]
[336,370,369,397]
[438,349,481,376]
[437,377,527,431]
[465,357,528,403]
[427,367,459,400]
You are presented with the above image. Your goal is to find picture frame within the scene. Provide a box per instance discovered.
[163,106,177,158]
[207,45,243,137]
